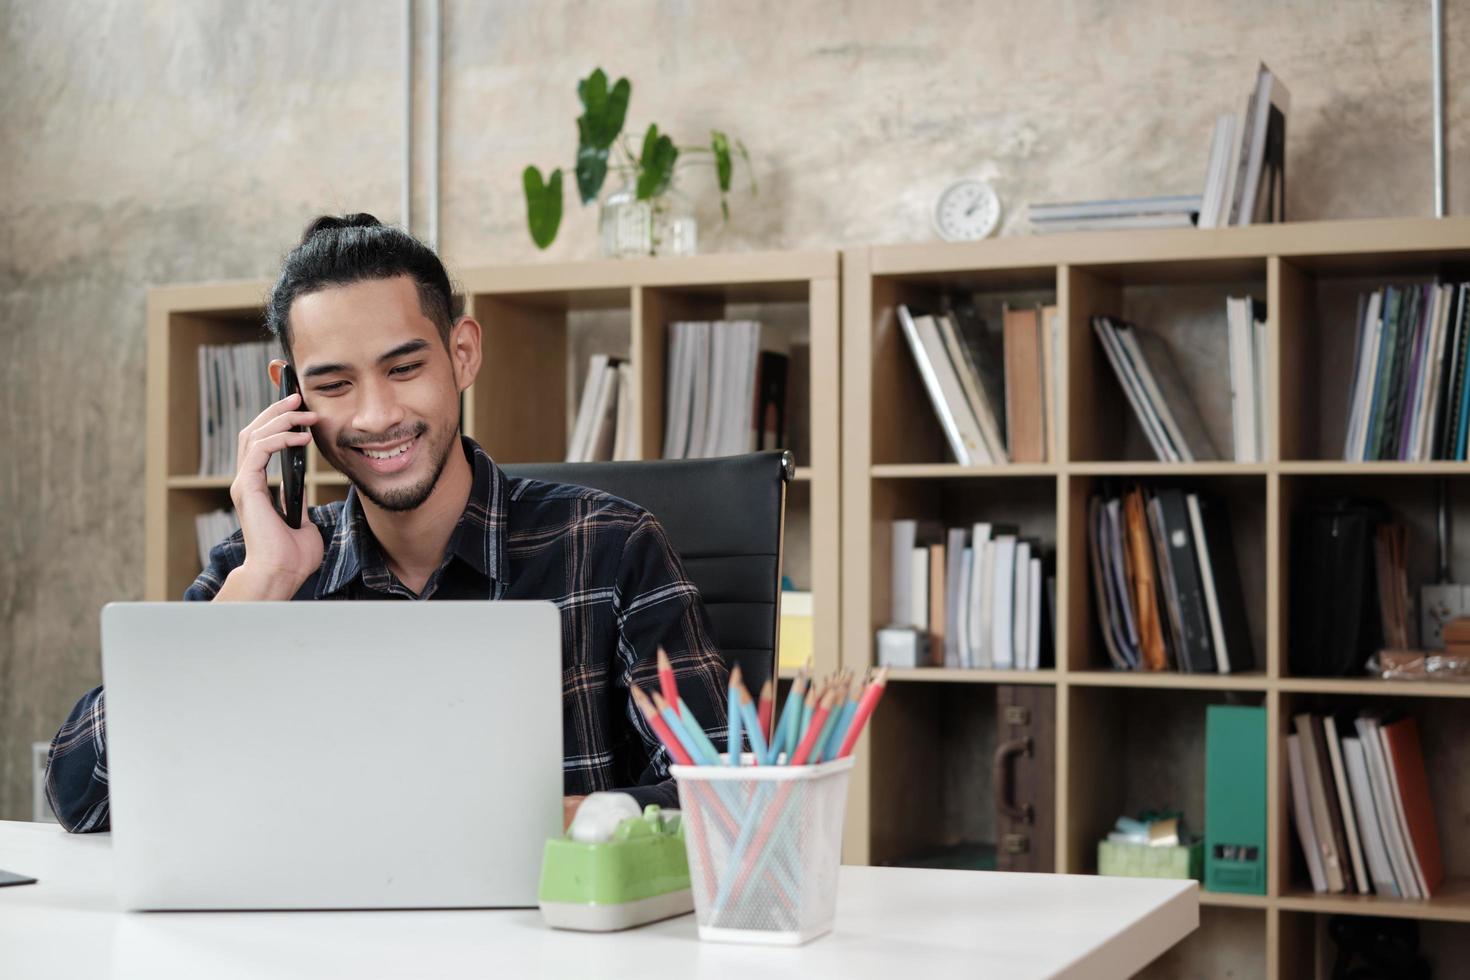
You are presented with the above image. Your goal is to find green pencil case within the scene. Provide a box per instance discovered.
[538,804,694,931]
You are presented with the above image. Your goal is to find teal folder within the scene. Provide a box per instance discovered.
[1204,704,1267,894]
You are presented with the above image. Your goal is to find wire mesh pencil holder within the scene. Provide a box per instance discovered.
[670,754,853,946]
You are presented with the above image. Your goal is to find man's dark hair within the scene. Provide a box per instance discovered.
[266,213,461,359]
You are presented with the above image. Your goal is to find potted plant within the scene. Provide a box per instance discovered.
[522,68,755,257]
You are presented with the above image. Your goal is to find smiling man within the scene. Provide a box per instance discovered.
[45,214,729,832]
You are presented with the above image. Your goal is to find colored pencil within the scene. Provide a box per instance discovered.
[677,697,722,763]
[726,665,744,766]
[653,691,716,765]
[737,684,770,765]
[773,669,807,762]
[790,688,837,766]
[656,647,680,716]
[797,682,817,748]
[836,667,889,758]
[756,679,774,744]
[810,672,851,763]
[631,685,693,766]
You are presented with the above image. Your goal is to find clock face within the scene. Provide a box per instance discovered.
[934,180,1001,241]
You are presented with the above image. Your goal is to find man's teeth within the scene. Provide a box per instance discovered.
[362,441,411,460]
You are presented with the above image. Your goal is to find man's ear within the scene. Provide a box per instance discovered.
[268,358,288,389]
[448,317,483,393]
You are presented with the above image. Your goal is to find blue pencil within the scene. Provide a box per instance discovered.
[772,671,807,764]
[677,697,723,764]
[738,690,770,765]
[726,666,744,766]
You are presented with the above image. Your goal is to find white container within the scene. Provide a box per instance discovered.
[670,754,853,945]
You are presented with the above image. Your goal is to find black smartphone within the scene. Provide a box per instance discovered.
[277,364,308,529]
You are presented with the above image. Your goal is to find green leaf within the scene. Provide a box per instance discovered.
[522,165,563,249]
[711,130,733,192]
[635,123,678,200]
[575,117,610,204]
[576,68,630,150]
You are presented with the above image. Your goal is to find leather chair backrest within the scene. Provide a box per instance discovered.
[501,451,792,692]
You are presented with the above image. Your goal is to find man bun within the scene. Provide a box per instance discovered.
[299,212,382,244]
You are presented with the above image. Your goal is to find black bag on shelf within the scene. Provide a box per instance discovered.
[1288,498,1388,677]
[1328,915,1429,980]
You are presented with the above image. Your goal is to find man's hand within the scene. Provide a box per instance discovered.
[562,795,587,832]
[215,386,324,601]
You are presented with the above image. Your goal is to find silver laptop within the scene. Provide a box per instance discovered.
[100,601,563,911]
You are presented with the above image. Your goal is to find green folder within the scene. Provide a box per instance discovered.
[1204,704,1267,894]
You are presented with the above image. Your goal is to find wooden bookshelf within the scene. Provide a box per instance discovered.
[841,217,1470,979]
[144,251,842,682]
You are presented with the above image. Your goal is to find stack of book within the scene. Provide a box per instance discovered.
[1342,282,1470,462]
[661,320,789,459]
[566,354,636,462]
[1028,62,1289,234]
[1088,486,1254,673]
[1093,299,1266,462]
[197,339,281,477]
[1287,711,1443,897]
[1197,63,1291,228]
[1027,196,1201,233]
[194,507,241,570]
[897,302,1057,465]
[880,519,1053,671]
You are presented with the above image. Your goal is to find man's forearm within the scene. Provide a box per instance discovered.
[213,562,302,601]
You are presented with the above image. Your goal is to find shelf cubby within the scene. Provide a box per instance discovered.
[1275,246,1470,462]
[1064,686,1267,879]
[1275,692,1470,912]
[1278,471,1470,680]
[1064,259,1268,464]
[1066,472,1268,674]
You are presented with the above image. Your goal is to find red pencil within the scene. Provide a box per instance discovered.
[836,666,889,759]
[789,688,837,766]
[756,679,774,741]
[631,684,694,766]
[656,646,680,716]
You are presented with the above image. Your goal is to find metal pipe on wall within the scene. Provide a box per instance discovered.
[1433,0,1446,217]
[402,0,414,232]
[427,0,441,250]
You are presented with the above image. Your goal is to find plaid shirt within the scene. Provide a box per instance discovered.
[46,436,729,832]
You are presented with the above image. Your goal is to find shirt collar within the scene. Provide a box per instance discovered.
[315,435,507,598]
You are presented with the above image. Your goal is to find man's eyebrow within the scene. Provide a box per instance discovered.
[301,339,432,380]
[376,338,431,364]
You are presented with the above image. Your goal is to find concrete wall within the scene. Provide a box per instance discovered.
[2,0,1466,820]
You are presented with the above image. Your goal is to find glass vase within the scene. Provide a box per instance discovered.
[599,182,698,258]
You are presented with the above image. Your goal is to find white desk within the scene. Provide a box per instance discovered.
[0,820,1196,979]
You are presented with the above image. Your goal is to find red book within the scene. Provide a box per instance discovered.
[1379,716,1445,896]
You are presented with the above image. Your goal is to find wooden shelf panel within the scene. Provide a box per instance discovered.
[866,217,1470,277]
[1279,461,1470,476]
[1278,676,1470,698]
[1198,890,1271,910]
[1065,670,1271,691]
[1277,878,1470,923]
[1067,462,1269,477]
[885,668,1058,685]
[167,475,278,489]
[871,463,1060,478]
[309,472,350,486]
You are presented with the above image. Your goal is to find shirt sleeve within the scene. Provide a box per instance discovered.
[182,528,248,601]
[612,510,729,803]
[44,686,111,833]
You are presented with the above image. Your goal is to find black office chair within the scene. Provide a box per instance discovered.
[502,452,793,694]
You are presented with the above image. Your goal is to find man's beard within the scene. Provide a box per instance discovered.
[319,421,458,513]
